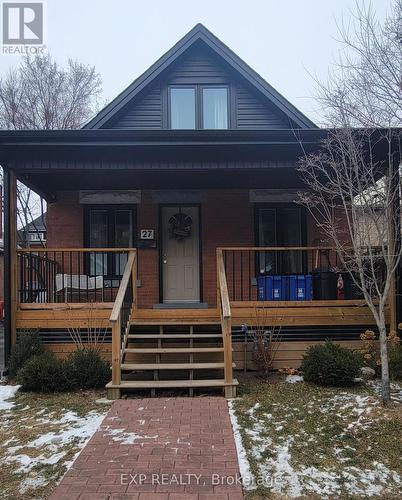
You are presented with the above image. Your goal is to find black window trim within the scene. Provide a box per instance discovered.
[168,84,230,129]
[84,204,137,278]
[254,203,307,275]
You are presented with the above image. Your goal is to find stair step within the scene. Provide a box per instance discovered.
[127,334,222,339]
[121,362,235,370]
[106,379,239,389]
[123,347,224,354]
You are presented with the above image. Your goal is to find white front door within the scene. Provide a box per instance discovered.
[161,206,200,303]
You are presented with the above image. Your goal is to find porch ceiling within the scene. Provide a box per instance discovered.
[16,167,307,200]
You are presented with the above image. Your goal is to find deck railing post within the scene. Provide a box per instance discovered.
[217,248,234,398]
[110,314,121,399]
[131,250,137,310]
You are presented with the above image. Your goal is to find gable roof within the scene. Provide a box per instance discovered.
[19,213,46,233]
[84,24,317,130]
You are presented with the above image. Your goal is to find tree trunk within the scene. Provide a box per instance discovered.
[378,322,391,406]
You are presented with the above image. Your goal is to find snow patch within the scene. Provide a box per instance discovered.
[0,384,20,410]
[228,400,256,490]
[234,382,402,497]
[104,427,158,444]
[285,375,304,384]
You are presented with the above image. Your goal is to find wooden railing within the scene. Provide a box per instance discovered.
[16,248,134,304]
[109,250,137,389]
[217,248,234,396]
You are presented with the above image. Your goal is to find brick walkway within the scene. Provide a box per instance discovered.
[50,397,244,500]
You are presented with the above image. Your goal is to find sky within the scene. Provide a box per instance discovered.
[0,0,393,125]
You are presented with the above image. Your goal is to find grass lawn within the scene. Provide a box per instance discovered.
[231,377,402,499]
[0,387,110,499]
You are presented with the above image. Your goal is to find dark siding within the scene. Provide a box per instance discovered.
[107,85,162,129]
[167,48,228,85]
[28,324,373,344]
[105,46,290,130]
[235,83,288,129]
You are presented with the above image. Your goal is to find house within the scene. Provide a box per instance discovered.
[18,214,47,247]
[1,25,399,398]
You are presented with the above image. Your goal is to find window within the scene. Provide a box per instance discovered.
[170,88,196,129]
[85,206,135,277]
[257,206,305,275]
[202,88,228,129]
[28,232,46,242]
[169,86,229,129]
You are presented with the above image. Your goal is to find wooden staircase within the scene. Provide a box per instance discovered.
[105,249,238,399]
[106,323,238,398]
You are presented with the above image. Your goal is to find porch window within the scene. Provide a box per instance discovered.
[257,206,305,274]
[85,206,135,277]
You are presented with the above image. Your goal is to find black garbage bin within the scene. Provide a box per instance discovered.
[343,273,363,299]
[312,269,337,300]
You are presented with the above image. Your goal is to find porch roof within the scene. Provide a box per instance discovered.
[0,128,397,201]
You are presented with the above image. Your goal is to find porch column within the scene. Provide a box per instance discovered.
[3,168,17,369]
[391,153,401,332]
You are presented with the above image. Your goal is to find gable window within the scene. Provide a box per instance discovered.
[256,205,306,275]
[170,87,196,129]
[169,85,229,129]
[85,206,136,278]
[202,88,228,129]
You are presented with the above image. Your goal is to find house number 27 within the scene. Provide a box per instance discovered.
[140,229,154,240]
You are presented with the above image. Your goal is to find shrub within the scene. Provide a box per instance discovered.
[17,352,71,393]
[300,341,362,386]
[359,330,378,371]
[67,347,110,389]
[8,330,45,377]
[389,344,402,380]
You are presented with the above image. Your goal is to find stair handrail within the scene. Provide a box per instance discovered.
[110,249,137,387]
[217,248,233,394]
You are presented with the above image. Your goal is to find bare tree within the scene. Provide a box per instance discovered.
[0,53,102,243]
[0,53,102,130]
[300,0,402,405]
[315,0,402,128]
[298,128,401,405]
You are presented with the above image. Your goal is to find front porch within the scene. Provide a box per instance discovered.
[2,129,397,397]
[13,245,391,398]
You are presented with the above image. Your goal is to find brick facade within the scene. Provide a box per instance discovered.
[47,189,322,308]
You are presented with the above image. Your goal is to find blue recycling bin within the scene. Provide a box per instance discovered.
[257,275,285,301]
[288,275,313,301]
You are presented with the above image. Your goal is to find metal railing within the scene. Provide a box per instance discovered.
[219,246,385,303]
[17,248,135,304]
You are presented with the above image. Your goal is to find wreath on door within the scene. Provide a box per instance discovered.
[169,211,192,240]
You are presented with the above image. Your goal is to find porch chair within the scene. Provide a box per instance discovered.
[55,274,104,302]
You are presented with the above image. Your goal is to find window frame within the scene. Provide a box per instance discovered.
[168,84,230,129]
[84,205,137,278]
[200,85,229,129]
[254,203,307,275]
[168,85,197,130]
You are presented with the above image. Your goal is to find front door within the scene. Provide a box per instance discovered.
[161,206,200,303]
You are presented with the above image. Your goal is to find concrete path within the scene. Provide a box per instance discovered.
[50,397,244,500]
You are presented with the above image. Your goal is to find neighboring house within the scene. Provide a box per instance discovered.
[18,214,47,247]
[1,25,399,397]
